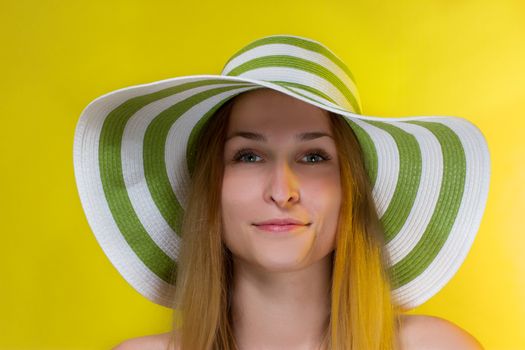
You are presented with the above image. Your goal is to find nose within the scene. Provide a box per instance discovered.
[264,160,300,208]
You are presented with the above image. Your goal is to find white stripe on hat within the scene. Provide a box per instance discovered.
[391,117,490,309]
[279,85,349,112]
[228,67,353,111]
[121,84,225,261]
[350,119,399,218]
[74,83,178,307]
[385,121,443,264]
[221,43,359,101]
[166,86,259,208]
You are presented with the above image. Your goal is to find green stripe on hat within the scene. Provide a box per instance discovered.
[225,55,361,114]
[270,80,339,106]
[365,121,422,243]
[223,35,358,85]
[271,83,350,115]
[99,79,250,284]
[186,96,234,177]
[345,119,378,187]
[389,121,466,288]
[144,85,253,234]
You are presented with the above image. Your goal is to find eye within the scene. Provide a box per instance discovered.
[301,149,332,164]
[233,148,263,163]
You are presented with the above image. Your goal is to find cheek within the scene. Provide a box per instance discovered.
[303,172,341,242]
[222,169,260,211]
[304,171,341,208]
[221,169,267,259]
[221,169,261,237]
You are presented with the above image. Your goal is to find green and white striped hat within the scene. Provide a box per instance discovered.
[73,34,490,310]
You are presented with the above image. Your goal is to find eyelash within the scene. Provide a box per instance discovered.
[232,148,332,164]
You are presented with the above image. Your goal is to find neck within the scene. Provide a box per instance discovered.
[230,253,333,349]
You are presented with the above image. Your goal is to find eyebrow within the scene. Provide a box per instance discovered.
[225,131,333,142]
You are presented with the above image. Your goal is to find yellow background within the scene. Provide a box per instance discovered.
[1,0,524,349]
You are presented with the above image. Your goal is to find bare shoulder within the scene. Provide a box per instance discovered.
[112,330,180,350]
[399,314,484,350]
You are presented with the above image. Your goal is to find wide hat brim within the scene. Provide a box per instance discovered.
[73,73,490,310]
[74,34,490,311]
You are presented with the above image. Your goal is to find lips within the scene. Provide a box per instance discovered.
[254,218,308,226]
[253,218,310,232]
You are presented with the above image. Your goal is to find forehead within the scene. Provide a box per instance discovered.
[227,88,332,133]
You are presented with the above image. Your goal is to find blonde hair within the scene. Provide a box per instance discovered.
[169,93,401,349]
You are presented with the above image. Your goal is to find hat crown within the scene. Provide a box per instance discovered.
[220,35,362,113]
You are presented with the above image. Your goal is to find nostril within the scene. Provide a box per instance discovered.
[270,193,300,207]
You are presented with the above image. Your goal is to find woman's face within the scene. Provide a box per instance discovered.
[221,88,342,272]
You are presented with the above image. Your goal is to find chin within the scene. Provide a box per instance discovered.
[250,252,315,273]
[262,259,304,271]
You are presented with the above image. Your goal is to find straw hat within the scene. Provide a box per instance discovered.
[73,34,490,310]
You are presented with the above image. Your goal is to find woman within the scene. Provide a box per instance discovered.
[73,34,489,349]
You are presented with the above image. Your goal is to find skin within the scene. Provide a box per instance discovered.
[113,89,484,350]
[221,88,341,349]
[112,314,485,350]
